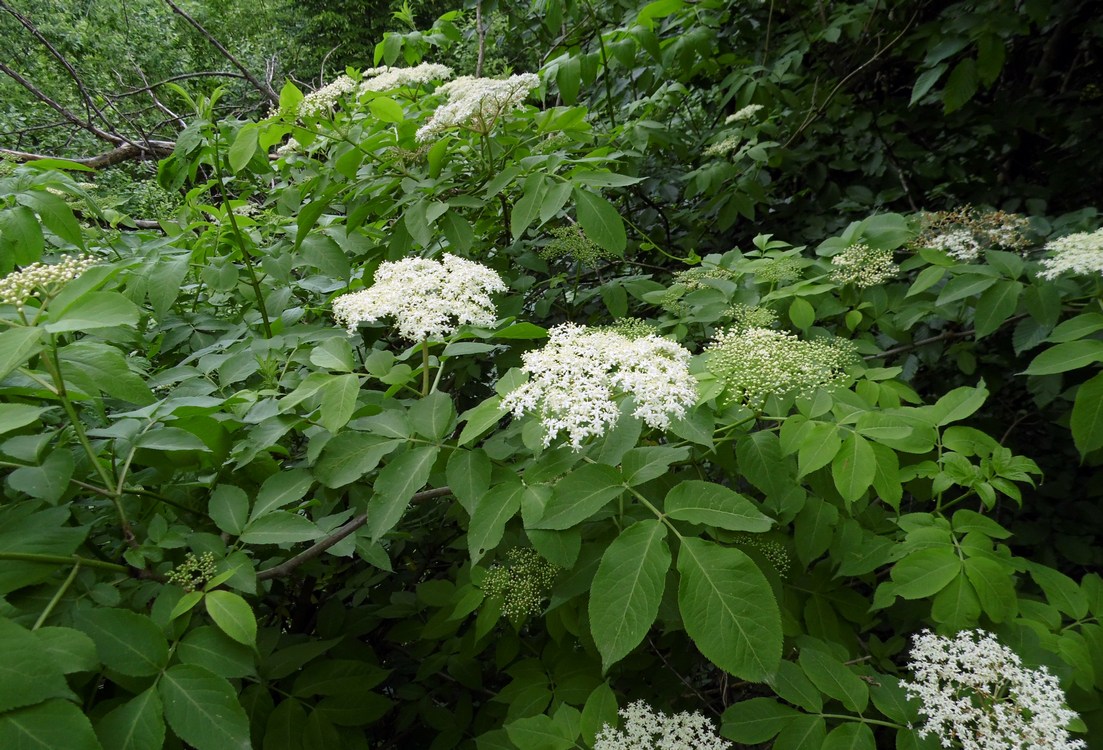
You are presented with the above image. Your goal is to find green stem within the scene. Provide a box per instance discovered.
[212,132,273,338]
[817,714,906,730]
[626,485,683,538]
[33,562,81,630]
[422,340,431,396]
[0,552,129,574]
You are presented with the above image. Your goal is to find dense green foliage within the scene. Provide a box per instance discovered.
[1,1,1102,749]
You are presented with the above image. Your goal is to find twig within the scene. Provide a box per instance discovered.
[256,487,453,581]
[0,141,174,168]
[475,0,487,78]
[163,0,279,104]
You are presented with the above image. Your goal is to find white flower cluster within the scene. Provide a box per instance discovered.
[298,75,358,119]
[725,103,764,124]
[902,630,1086,750]
[416,73,540,142]
[502,323,698,449]
[706,327,854,406]
[1038,228,1103,280]
[360,63,453,93]
[703,135,741,158]
[594,701,730,750]
[275,137,300,157]
[0,255,97,307]
[829,243,897,287]
[331,254,506,341]
[929,228,983,262]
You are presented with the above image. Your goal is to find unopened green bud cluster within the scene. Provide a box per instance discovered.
[707,327,855,406]
[481,547,559,618]
[166,551,217,593]
[829,243,897,288]
[660,266,739,313]
[754,256,802,284]
[540,224,614,267]
[732,534,791,577]
[599,318,659,340]
[0,255,97,308]
[726,303,778,330]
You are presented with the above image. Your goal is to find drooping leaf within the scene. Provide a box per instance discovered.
[75,608,168,677]
[95,687,165,750]
[0,699,102,750]
[589,520,670,671]
[664,480,773,532]
[676,538,782,680]
[205,591,257,647]
[159,664,251,750]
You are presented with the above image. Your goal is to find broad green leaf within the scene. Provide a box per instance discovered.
[1047,312,1103,343]
[589,520,670,671]
[313,433,399,488]
[772,715,826,750]
[799,648,868,712]
[45,291,139,333]
[251,469,313,521]
[580,683,618,746]
[7,449,74,504]
[309,337,355,372]
[0,699,102,750]
[532,464,625,530]
[942,58,978,113]
[504,714,575,750]
[906,265,945,296]
[736,431,794,500]
[973,280,1022,339]
[555,55,581,104]
[0,205,45,265]
[963,556,1017,622]
[1071,372,1103,456]
[511,174,547,238]
[177,626,256,678]
[159,665,251,750]
[797,422,841,476]
[936,272,996,304]
[831,433,876,503]
[574,188,626,256]
[794,496,839,566]
[263,698,306,749]
[924,383,988,426]
[910,63,947,105]
[366,446,439,541]
[789,297,814,330]
[16,190,83,248]
[0,404,48,435]
[664,480,773,531]
[677,538,782,680]
[239,512,320,545]
[468,481,524,564]
[446,448,492,515]
[75,608,168,677]
[34,626,97,674]
[369,96,404,122]
[822,722,875,750]
[58,341,154,404]
[95,687,165,750]
[205,591,257,647]
[1024,340,1103,375]
[720,697,800,743]
[410,391,455,440]
[0,326,44,381]
[1029,563,1089,619]
[0,618,72,713]
[457,396,506,445]
[931,572,981,629]
[209,485,249,536]
[621,446,689,486]
[768,659,823,713]
[891,548,961,599]
[317,373,360,433]
[228,125,258,172]
[136,428,209,452]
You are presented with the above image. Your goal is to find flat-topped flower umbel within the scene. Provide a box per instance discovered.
[416,73,540,142]
[594,701,730,750]
[331,254,506,341]
[502,323,697,449]
[902,629,1085,750]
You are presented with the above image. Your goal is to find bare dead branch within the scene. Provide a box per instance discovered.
[108,70,247,100]
[162,0,279,104]
[0,61,123,145]
[0,141,174,169]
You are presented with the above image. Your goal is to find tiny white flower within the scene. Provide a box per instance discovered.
[901,629,1086,750]
[594,701,730,750]
[725,104,764,124]
[502,324,697,449]
[1038,228,1103,280]
[298,75,358,119]
[331,254,506,341]
[360,63,453,93]
[416,73,540,142]
[829,243,897,287]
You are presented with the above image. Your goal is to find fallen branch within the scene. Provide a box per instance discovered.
[163,0,279,104]
[1,141,175,169]
[256,486,453,581]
